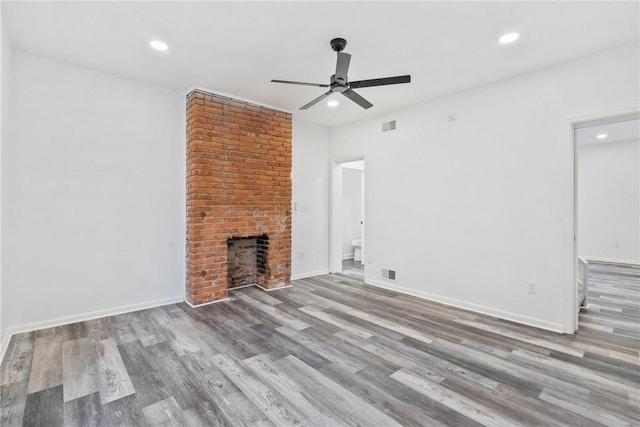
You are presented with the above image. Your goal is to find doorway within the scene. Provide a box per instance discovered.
[330,160,365,278]
[572,113,639,330]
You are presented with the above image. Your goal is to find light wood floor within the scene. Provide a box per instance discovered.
[1,263,638,426]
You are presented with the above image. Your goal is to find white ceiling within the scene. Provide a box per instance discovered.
[3,1,639,127]
[576,119,640,147]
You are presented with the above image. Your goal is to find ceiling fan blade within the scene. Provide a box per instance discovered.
[349,75,411,89]
[342,89,373,109]
[300,91,333,110]
[335,52,351,83]
[271,79,329,88]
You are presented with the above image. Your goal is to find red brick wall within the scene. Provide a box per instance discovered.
[186,90,292,306]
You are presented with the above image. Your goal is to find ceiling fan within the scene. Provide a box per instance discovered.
[271,37,411,110]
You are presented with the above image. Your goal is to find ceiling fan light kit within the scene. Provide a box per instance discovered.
[271,37,411,110]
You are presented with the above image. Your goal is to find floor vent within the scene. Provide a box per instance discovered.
[382,120,396,132]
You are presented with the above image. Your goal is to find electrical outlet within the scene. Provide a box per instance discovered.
[613,242,620,248]
[367,256,373,264]
[526,281,537,295]
[296,252,304,260]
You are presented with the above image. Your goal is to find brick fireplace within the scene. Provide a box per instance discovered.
[186,90,292,306]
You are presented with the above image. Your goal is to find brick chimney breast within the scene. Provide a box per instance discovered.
[186,90,292,306]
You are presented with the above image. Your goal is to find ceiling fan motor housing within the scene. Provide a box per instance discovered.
[330,74,348,92]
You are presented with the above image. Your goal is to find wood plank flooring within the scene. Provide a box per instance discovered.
[1,263,638,426]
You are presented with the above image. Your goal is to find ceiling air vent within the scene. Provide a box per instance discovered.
[382,120,396,132]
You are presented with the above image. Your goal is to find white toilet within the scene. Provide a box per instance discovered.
[352,239,362,263]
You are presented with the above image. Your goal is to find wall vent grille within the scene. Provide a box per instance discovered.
[382,120,396,132]
[382,269,396,280]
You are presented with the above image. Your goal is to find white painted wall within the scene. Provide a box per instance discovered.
[3,52,185,334]
[342,168,363,258]
[578,138,640,264]
[0,17,12,352]
[291,120,330,279]
[330,42,639,333]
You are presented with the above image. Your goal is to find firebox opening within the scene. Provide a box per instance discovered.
[227,234,269,290]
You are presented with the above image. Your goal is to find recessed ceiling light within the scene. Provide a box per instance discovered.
[596,133,608,139]
[327,99,339,108]
[150,40,169,52]
[499,32,520,44]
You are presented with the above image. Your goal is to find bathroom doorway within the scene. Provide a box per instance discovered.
[330,159,365,278]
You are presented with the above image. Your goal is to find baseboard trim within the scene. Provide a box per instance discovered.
[364,278,565,334]
[0,295,184,365]
[228,283,258,291]
[256,284,293,292]
[291,270,329,280]
[583,257,640,268]
[183,297,230,308]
